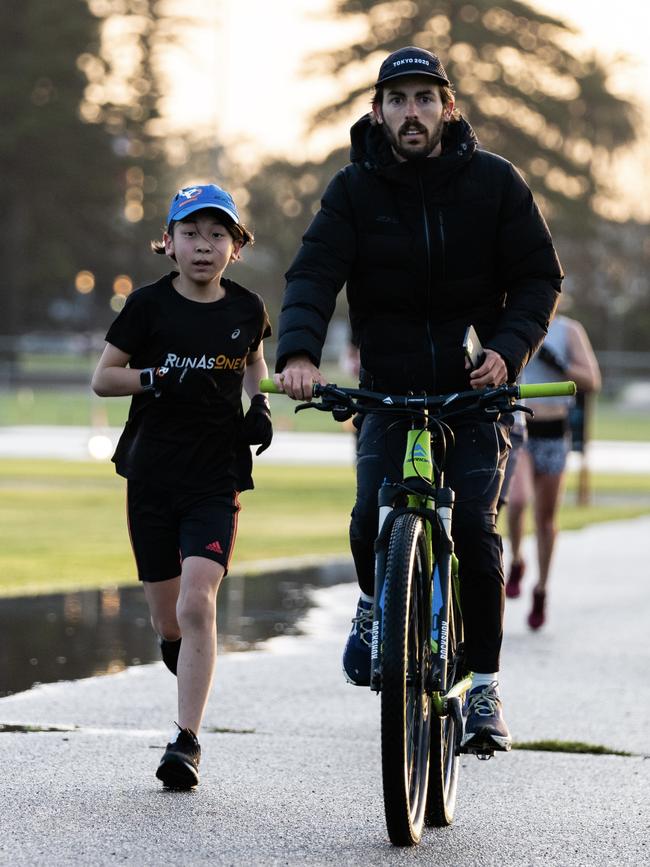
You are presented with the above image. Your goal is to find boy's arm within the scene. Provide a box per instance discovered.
[91,343,142,396]
[243,344,269,400]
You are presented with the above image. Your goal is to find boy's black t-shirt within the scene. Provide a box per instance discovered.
[105,272,272,493]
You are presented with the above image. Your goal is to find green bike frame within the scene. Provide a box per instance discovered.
[258,376,577,718]
[370,414,473,714]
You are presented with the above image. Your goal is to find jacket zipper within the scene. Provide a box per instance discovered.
[417,172,436,393]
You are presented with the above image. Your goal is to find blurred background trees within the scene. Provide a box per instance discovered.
[243,0,649,352]
[1,0,179,339]
[1,0,648,365]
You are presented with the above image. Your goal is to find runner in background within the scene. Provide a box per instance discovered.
[505,314,601,628]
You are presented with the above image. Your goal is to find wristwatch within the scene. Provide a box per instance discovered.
[140,368,155,391]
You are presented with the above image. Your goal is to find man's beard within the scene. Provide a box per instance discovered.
[382,115,445,161]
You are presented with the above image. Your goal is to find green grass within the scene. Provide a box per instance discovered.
[0,389,131,427]
[0,723,78,734]
[0,459,355,597]
[0,458,648,598]
[513,740,632,757]
[591,401,650,442]
[497,469,650,537]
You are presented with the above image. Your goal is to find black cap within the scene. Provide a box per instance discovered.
[375,46,450,87]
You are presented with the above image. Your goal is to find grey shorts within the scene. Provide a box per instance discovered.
[526,435,570,475]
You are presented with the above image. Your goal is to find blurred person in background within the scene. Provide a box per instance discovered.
[505,314,601,628]
[497,413,527,513]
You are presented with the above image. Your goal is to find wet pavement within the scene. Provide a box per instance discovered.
[0,560,354,698]
[0,518,649,865]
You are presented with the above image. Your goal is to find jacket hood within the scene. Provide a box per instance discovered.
[349,113,478,172]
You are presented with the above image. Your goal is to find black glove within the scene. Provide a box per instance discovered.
[242,394,273,455]
[537,345,568,376]
[145,366,218,404]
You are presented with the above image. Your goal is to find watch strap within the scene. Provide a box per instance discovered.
[140,368,156,391]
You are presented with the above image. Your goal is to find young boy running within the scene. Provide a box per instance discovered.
[92,184,272,789]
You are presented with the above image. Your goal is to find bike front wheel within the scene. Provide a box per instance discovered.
[381,513,431,846]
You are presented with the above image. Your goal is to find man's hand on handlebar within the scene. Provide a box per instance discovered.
[274,354,327,401]
[467,348,508,389]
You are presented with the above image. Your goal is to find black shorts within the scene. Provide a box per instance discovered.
[126,479,240,583]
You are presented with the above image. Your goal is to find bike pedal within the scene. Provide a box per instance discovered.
[459,742,495,760]
[475,750,494,761]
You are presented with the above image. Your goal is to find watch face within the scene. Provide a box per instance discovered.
[140,369,154,389]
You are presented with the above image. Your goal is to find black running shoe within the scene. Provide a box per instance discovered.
[461,683,511,752]
[342,596,373,686]
[156,724,201,789]
[159,637,181,676]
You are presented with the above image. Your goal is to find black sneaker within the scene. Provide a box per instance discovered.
[159,637,181,676]
[342,596,373,686]
[156,724,201,789]
[461,683,511,753]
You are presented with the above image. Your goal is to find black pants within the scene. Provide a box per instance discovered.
[349,413,511,673]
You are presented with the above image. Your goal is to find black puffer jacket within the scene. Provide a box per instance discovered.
[276,114,562,394]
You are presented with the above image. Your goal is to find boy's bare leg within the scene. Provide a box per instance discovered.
[175,556,224,734]
[143,576,181,641]
[142,559,223,733]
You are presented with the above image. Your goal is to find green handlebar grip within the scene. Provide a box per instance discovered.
[519,381,576,399]
[259,377,283,394]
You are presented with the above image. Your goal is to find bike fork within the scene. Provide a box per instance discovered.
[428,486,455,695]
[370,482,399,692]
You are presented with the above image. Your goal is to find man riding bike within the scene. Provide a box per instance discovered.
[274,46,562,752]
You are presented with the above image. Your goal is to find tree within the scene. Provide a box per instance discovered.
[0,0,181,341]
[0,1,122,337]
[312,0,638,233]
[231,152,348,325]
[240,0,644,354]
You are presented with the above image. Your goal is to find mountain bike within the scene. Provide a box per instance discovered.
[260,377,576,846]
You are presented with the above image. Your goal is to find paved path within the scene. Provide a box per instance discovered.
[1,517,649,865]
[1,426,649,472]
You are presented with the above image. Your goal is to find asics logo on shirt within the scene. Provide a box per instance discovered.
[164,352,246,371]
[231,329,240,339]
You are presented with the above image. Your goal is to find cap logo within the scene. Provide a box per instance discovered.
[393,57,430,68]
[177,187,202,202]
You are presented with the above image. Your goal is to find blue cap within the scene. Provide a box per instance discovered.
[167,184,240,226]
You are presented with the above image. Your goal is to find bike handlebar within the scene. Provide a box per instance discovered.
[259,378,576,403]
[260,378,285,395]
[518,381,576,398]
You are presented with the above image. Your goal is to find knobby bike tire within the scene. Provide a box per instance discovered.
[425,562,464,827]
[381,513,431,846]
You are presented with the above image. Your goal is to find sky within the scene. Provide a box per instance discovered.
[165,0,650,219]
[534,0,650,98]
